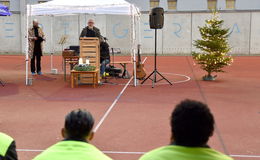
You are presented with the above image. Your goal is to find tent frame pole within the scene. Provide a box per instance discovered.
[25,5,30,85]
[50,15,54,71]
[130,4,137,87]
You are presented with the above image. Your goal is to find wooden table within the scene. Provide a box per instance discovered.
[70,70,99,88]
[113,61,132,79]
[63,56,79,81]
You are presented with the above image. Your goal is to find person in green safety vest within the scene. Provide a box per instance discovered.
[139,99,233,160]
[0,132,18,160]
[33,109,112,160]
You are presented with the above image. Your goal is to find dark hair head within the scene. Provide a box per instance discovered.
[65,109,94,140]
[171,99,215,147]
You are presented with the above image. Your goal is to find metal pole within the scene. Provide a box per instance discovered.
[161,20,164,55]
[190,12,193,54]
[130,5,137,87]
[155,29,157,71]
[152,29,157,88]
[138,14,142,46]
[50,16,53,70]
[25,5,30,85]
[78,14,80,37]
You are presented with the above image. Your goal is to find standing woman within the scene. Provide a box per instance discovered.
[29,19,45,75]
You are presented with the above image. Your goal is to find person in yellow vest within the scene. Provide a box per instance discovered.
[33,109,112,160]
[0,132,18,160]
[139,99,233,160]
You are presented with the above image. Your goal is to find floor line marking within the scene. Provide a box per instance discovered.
[17,149,44,152]
[185,56,229,155]
[16,149,260,158]
[142,57,148,64]
[102,151,145,154]
[105,72,191,86]
[230,155,260,158]
[93,76,133,133]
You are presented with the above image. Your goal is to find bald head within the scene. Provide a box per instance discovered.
[87,19,95,28]
[33,19,39,27]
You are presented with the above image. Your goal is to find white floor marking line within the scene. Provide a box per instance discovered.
[93,76,133,133]
[93,56,147,132]
[163,72,191,84]
[105,72,191,86]
[142,57,147,64]
[102,151,145,154]
[230,155,260,158]
[17,149,44,152]
[17,149,260,158]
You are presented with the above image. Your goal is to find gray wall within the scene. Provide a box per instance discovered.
[126,0,260,11]
[177,0,208,11]
[177,0,260,11]
[141,11,260,55]
[7,0,260,12]
[1,11,260,55]
[9,0,41,12]
[0,15,21,53]
[236,0,260,10]
[9,0,20,12]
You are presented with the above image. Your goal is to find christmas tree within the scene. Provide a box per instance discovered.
[192,11,233,81]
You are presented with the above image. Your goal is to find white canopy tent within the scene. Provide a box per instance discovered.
[25,0,140,86]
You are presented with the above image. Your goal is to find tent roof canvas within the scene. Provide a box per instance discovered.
[29,0,140,16]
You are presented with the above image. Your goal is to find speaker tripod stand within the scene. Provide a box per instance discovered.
[0,79,5,87]
[141,29,172,88]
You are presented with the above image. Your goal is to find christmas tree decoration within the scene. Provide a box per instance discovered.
[192,11,233,81]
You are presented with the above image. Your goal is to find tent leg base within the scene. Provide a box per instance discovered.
[26,78,33,86]
[51,69,58,74]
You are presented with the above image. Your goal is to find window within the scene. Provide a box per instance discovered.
[150,0,160,9]
[38,1,48,3]
[168,0,177,10]
[208,0,217,10]
[0,1,10,8]
[226,0,235,9]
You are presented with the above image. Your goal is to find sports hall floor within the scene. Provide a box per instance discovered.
[0,55,259,160]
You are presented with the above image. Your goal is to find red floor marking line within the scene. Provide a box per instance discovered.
[93,77,133,133]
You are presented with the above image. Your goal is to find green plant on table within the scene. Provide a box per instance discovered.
[73,65,96,71]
